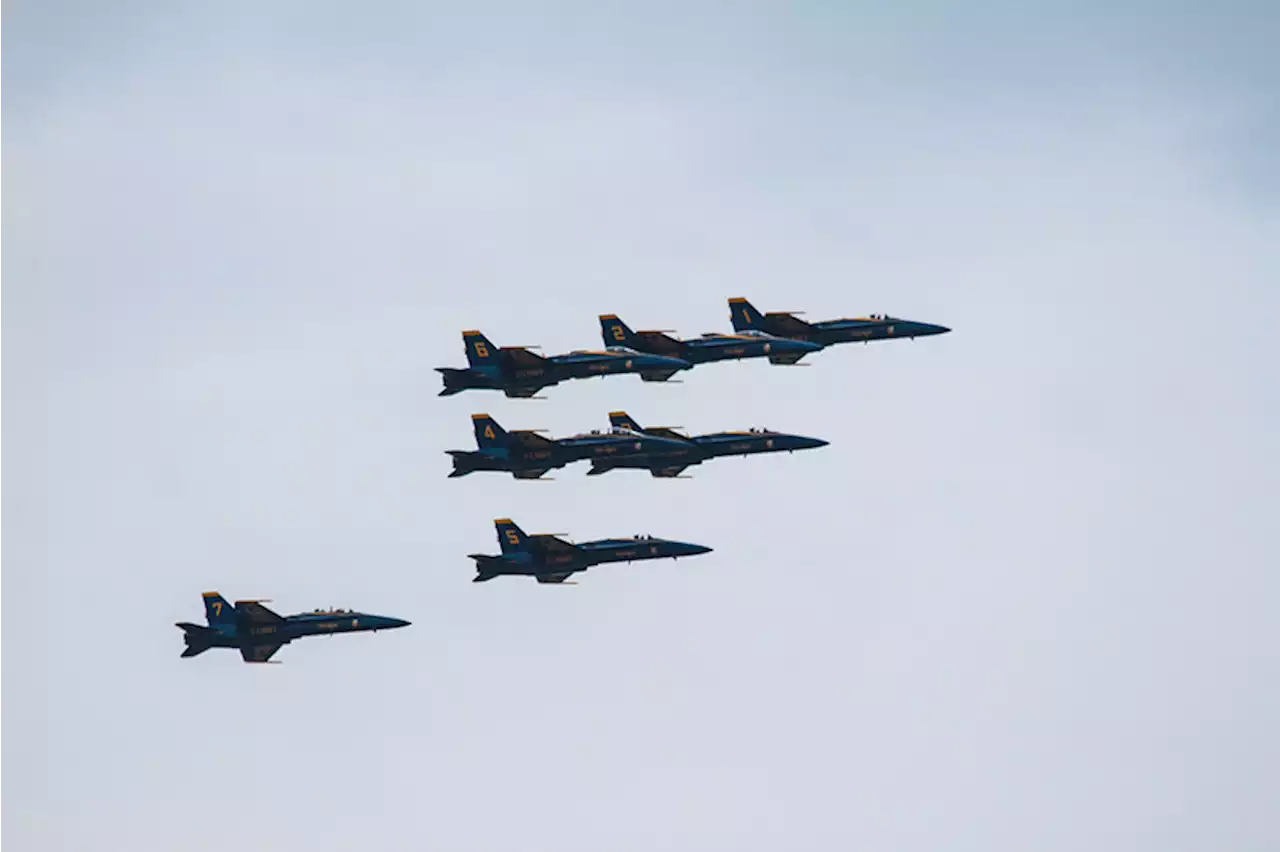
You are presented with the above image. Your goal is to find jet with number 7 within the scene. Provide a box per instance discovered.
[437,330,692,398]
[176,593,411,663]
[470,518,713,584]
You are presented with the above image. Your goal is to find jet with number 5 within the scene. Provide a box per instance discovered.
[446,413,693,479]
[599,314,823,367]
[176,592,411,663]
[728,297,951,347]
[470,518,713,584]
[586,410,829,478]
[437,330,692,398]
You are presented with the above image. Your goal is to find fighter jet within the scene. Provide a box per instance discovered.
[599,314,822,367]
[728,297,950,346]
[446,413,694,479]
[470,518,713,584]
[437,330,692,398]
[176,593,411,663]
[587,411,829,478]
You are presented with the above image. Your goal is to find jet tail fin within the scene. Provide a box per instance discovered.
[494,518,531,554]
[201,592,237,628]
[728,297,768,332]
[600,314,638,347]
[471,413,509,450]
[461,330,501,369]
[608,410,643,432]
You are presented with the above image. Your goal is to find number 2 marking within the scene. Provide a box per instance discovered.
[611,325,625,341]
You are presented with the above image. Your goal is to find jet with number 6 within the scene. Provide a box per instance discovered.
[176,593,411,663]
[446,412,693,479]
[728,297,951,347]
[470,518,713,584]
[437,330,692,398]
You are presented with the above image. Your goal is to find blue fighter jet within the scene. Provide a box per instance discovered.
[587,410,829,478]
[728,297,950,346]
[470,518,713,584]
[176,593,411,663]
[437,330,691,398]
[446,413,694,479]
[599,314,822,366]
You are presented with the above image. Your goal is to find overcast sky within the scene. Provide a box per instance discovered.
[5,2,1279,850]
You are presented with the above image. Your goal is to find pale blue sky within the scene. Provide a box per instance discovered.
[5,2,1278,850]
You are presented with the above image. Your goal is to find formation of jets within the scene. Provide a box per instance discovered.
[178,296,949,661]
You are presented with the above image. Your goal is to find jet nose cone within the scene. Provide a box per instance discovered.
[926,323,951,335]
[674,542,713,556]
[384,618,411,629]
[802,437,830,449]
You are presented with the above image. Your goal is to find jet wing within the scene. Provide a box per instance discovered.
[650,463,693,478]
[513,469,552,480]
[236,601,285,624]
[241,641,284,663]
[535,572,576,584]
[765,312,815,335]
[638,368,683,383]
[500,347,549,368]
[767,351,808,365]
[510,431,558,450]
[533,535,581,555]
[503,383,554,398]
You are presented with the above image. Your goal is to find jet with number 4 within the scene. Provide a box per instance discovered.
[446,413,693,479]
[586,411,829,478]
[599,314,823,367]
[437,330,692,398]
[470,518,713,584]
[176,592,411,663]
[728,297,951,347]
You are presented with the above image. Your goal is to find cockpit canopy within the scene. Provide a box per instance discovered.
[854,313,896,321]
[311,607,351,614]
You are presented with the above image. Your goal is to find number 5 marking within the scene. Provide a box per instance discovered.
[505,529,520,545]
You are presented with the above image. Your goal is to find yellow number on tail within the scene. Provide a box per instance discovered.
[212,601,223,616]
[474,341,490,358]
[611,324,625,341]
[504,529,520,546]
[483,425,496,440]
[741,309,750,324]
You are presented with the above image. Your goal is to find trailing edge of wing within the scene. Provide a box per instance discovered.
[639,369,682,383]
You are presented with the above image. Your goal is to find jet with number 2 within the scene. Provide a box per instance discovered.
[437,330,692,398]
[598,314,823,367]
[728,297,951,347]
[176,592,411,663]
[446,413,693,479]
[587,411,829,478]
[470,518,713,584]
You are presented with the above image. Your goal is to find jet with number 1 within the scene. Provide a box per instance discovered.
[470,518,713,584]
[437,330,692,398]
[728,297,951,346]
[599,314,823,367]
[176,593,411,663]
[587,410,829,478]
